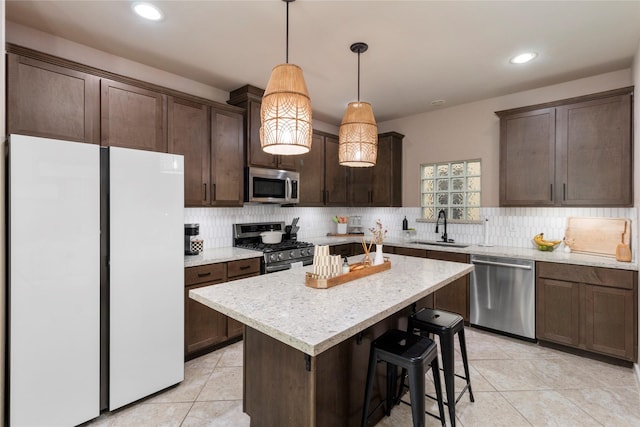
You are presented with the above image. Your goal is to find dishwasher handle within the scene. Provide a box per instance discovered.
[471,259,532,270]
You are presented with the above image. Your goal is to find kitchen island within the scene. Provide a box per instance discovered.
[190,253,473,426]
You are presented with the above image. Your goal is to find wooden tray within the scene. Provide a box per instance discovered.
[564,217,631,258]
[305,260,391,289]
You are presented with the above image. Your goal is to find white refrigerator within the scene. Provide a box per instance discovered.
[8,134,184,426]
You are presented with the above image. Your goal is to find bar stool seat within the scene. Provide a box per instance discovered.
[408,308,474,427]
[361,329,445,427]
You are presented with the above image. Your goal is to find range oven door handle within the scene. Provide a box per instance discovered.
[471,259,532,270]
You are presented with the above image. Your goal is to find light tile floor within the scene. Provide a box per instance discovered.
[85,328,640,426]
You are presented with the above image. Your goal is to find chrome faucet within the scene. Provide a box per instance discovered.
[435,209,448,242]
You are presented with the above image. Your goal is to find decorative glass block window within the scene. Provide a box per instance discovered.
[421,160,481,221]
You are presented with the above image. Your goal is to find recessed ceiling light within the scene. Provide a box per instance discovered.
[132,2,164,21]
[510,52,537,64]
[431,99,446,106]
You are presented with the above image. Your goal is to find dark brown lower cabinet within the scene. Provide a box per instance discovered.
[373,246,467,320]
[330,244,353,258]
[428,251,470,322]
[536,278,580,346]
[536,262,637,362]
[392,246,427,258]
[244,304,413,426]
[226,258,261,339]
[185,258,261,359]
[185,282,228,355]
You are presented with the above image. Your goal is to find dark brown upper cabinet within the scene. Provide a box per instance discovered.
[167,97,244,207]
[324,134,350,206]
[297,132,326,206]
[297,131,349,206]
[210,108,244,206]
[168,97,210,207]
[7,52,100,144]
[101,79,167,152]
[349,132,404,207]
[497,87,632,207]
[228,85,298,171]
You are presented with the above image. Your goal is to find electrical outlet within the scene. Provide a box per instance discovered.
[508,219,517,234]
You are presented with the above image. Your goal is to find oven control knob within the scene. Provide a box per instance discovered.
[290,251,296,258]
[306,249,313,256]
[270,254,277,262]
[277,253,284,260]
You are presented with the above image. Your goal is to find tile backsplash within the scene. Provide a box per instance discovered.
[185,205,637,255]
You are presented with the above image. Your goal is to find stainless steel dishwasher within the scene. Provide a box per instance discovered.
[470,255,535,340]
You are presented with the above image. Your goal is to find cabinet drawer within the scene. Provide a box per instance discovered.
[185,263,226,286]
[427,250,468,263]
[537,262,634,289]
[394,247,427,258]
[228,258,261,279]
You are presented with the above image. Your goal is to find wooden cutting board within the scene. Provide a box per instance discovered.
[564,217,631,258]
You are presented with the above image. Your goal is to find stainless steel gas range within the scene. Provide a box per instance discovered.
[233,222,315,274]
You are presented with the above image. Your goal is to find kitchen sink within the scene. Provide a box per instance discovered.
[412,241,470,248]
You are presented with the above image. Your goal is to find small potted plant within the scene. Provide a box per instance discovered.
[333,216,348,234]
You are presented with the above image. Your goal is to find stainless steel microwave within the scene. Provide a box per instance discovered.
[245,167,299,204]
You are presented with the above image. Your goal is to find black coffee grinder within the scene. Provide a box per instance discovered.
[185,223,200,255]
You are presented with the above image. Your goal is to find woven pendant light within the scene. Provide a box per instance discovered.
[339,42,377,167]
[260,0,313,156]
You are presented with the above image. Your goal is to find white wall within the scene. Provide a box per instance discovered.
[378,69,633,207]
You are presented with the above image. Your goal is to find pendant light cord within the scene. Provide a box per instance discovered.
[285,0,289,64]
[357,50,361,102]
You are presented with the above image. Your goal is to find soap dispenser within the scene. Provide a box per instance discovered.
[402,216,408,230]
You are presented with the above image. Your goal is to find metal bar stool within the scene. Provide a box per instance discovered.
[407,308,474,427]
[361,329,445,427]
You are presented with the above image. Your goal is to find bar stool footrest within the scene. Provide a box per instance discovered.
[397,398,445,422]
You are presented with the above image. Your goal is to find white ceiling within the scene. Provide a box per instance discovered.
[6,1,640,124]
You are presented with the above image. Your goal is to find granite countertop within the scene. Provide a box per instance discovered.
[184,247,262,268]
[183,236,638,271]
[189,253,473,356]
[307,236,639,271]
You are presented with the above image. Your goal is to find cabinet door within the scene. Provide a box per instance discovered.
[428,251,469,321]
[324,136,349,206]
[370,133,403,207]
[168,97,209,207]
[535,278,580,346]
[185,282,228,357]
[7,53,100,144]
[499,108,556,206]
[277,154,298,171]
[556,94,632,206]
[247,100,277,168]
[330,244,352,257]
[211,108,244,206]
[350,168,372,207]
[351,242,365,256]
[101,79,167,152]
[226,263,261,338]
[584,285,635,360]
[298,133,326,206]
